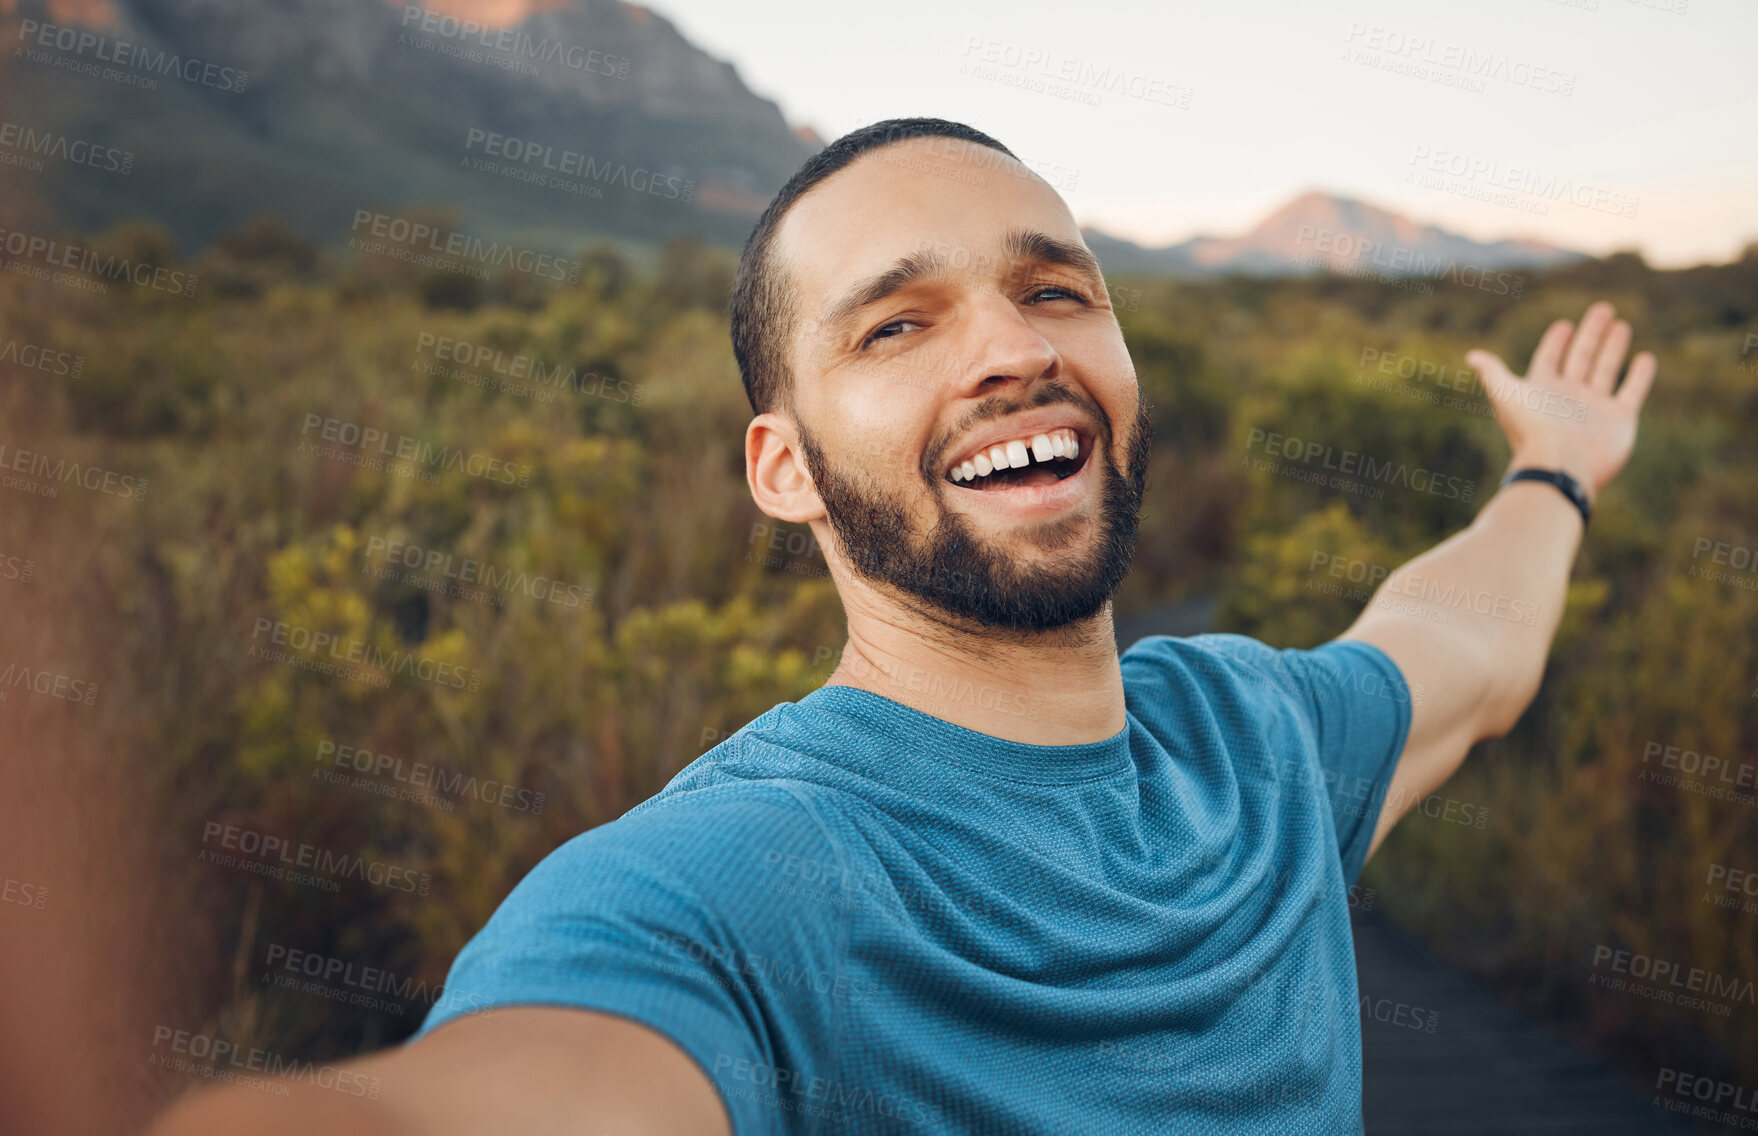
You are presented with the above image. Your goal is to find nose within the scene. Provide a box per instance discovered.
[948,291,1061,395]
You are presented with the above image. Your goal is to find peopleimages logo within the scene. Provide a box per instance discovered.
[815,641,1043,722]
[1245,428,1475,501]
[150,1027,379,1098]
[1654,1068,1758,1119]
[959,37,1194,109]
[1,875,48,910]
[1341,22,1576,96]
[413,332,645,405]
[363,536,591,611]
[0,227,197,296]
[1589,944,1755,1016]
[1641,741,1755,790]
[1406,145,1639,219]
[1293,227,1525,298]
[0,553,36,585]
[249,616,485,692]
[713,1054,945,1126]
[347,211,581,284]
[261,943,494,1017]
[0,121,133,174]
[399,5,630,78]
[0,660,99,706]
[199,821,432,895]
[0,336,84,378]
[314,739,546,815]
[463,129,695,202]
[0,441,148,500]
[15,19,249,92]
[1357,347,1587,422]
[298,413,534,487]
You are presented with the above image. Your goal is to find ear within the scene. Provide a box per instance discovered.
[746,413,825,525]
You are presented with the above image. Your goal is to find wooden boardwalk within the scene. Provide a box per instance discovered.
[1115,603,1697,1134]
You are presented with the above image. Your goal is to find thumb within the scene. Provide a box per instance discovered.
[1465,349,1519,406]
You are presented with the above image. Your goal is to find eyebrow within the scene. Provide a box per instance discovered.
[1004,228,1104,285]
[816,227,1106,344]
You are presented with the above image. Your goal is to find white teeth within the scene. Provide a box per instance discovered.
[949,428,1082,484]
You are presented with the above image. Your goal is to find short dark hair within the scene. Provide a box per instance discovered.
[729,117,1020,418]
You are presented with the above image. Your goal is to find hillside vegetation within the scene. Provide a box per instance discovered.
[3,217,1754,1093]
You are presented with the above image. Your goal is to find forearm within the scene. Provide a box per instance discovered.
[1345,302,1653,855]
[1349,455,1585,740]
[144,1008,733,1136]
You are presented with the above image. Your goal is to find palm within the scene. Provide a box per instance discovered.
[1465,300,1658,500]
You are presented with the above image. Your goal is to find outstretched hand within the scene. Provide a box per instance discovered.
[1465,300,1658,504]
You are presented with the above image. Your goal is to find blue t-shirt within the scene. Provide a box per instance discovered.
[415,633,1413,1134]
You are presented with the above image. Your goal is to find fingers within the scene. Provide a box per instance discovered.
[1561,300,1616,384]
[1530,318,1574,381]
[1615,350,1658,412]
[1588,318,1633,395]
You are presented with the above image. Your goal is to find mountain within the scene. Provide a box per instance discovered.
[0,0,816,256]
[0,3,1588,277]
[1082,191,1585,278]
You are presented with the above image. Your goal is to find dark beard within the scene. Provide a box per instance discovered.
[796,383,1153,633]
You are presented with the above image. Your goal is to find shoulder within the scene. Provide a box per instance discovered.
[525,778,852,904]
[1124,632,1405,701]
[1122,632,1299,700]
[430,779,858,1020]
[1121,633,1414,749]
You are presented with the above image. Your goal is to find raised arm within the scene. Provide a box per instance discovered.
[1340,300,1657,861]
[144,1006,733,1136]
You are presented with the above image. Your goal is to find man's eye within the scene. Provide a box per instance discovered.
[1029,285,1087,303]
[861,319,921,349]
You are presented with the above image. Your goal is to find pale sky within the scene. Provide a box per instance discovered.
[650,0,1757,268]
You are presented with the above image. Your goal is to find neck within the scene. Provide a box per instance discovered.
[821,586,1127,747]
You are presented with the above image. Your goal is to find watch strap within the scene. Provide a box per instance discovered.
[1501,467,1591,528]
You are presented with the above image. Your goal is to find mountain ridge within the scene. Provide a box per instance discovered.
[1,0,816,255]
[1081,189,1584,278]
[2,2,1588,277]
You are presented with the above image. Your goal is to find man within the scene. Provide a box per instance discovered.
[152,117,1655,1134]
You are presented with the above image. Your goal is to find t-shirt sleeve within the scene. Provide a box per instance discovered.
[1271,638,1415,884]
[409,783,849,1136]
[1163,633,1415,886]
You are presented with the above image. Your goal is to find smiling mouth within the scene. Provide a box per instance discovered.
[944,427,1093,491]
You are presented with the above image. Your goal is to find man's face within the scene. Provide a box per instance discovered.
[769,136,1152,633]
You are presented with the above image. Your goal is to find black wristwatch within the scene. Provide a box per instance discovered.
[1501,467,1591,528]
